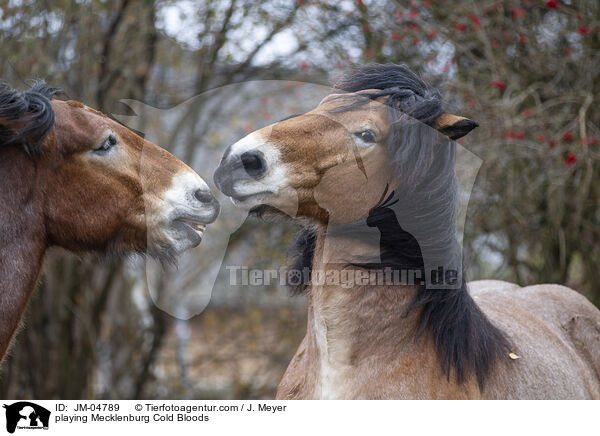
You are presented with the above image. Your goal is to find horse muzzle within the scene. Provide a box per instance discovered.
[157,171,220,252]
[213,132,288,208]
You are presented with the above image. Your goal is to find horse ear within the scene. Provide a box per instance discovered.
[0,81,58,156]
[434,113,478,140]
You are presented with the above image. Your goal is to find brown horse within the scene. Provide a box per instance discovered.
[0,81,219,362]
[214,64,600,399]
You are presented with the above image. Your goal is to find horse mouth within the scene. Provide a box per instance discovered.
[172,218,208,243]
[248,204,285,218]
[229,191,272,207]
[180,220,207,233]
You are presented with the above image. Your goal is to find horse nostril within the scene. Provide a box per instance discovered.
[240,150,267,179]
[194,189,214,203]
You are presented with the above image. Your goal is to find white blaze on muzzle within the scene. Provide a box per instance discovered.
[214,131,291,210]
[152,169,220,253]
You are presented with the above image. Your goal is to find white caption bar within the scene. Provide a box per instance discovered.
[0,400,595,436]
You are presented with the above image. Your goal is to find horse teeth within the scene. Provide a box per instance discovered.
[187,222,206,232]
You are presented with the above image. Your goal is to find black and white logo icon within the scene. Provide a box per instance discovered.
[3,402,50,433]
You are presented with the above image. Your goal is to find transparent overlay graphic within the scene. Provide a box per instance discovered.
[113,80,482,319]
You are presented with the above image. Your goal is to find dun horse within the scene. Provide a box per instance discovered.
[215,64,600,399]
[0,81,219,362]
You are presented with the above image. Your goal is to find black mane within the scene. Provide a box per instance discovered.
[0,80,61,156]
[289,64,509,390]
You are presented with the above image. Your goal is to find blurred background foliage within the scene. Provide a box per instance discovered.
[0,0,598,399]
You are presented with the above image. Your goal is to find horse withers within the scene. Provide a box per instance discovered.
[214,64,600,399]
[0,81,219,362]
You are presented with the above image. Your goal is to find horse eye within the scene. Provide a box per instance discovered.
[355,129,376,144]
[94,134,117,153]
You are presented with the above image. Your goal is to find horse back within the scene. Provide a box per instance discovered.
[468,280,600,398]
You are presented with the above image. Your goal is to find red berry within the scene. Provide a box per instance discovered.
[562,132,574,141]
[491,80,507,89]
[564,152,576,167]
[578,26,590,35]
[468,15,481,30]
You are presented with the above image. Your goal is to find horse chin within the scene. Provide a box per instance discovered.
[248,204,294,222]
[230,190,300,218]
[143,238,178,265]
[249,204,278,217]
[145,223,204,263]
[230,192,272,209]
[146,237,197,265]
[165,223,204,252]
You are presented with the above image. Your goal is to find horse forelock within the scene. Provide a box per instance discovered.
[0,80,61,157]
[332,63,444,127]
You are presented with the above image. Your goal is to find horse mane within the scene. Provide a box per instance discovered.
[287,225,318,296]
[289,64,509,390]
[0,80,61,156]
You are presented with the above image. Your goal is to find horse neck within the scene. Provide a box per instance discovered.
[0,148,47,359]
[306,224,422,366]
